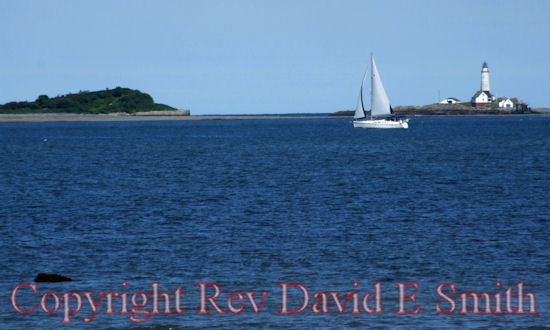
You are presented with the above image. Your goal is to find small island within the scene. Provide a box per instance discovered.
[0,87,184,115]
[330,103,540,117]
[332,61,549,117]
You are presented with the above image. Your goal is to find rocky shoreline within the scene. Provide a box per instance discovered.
[331,104,549,117]
[2,108,548,123]
[0,113,341,123]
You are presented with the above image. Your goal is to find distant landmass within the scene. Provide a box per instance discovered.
[0,87,176,114]
[392,103,534,116]
[330,103,546,117]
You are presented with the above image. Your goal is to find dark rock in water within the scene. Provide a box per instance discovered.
[34,273,73,282]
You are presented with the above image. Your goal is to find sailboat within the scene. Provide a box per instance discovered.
[353,54,409,129]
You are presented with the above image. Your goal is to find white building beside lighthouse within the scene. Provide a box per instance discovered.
[471,61,496,107]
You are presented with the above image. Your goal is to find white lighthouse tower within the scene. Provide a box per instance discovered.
[471,61,495,106]
[481,61,490,92]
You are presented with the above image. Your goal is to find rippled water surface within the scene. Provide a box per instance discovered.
[1,116,550,328]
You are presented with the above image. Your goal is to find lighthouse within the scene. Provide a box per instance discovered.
[481,61,490,92]
[471,61,495,106]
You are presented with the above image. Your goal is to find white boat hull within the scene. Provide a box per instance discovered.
[353,118,409,129]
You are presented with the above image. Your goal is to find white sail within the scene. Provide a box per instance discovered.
[354,69,368,119]
[370,55,391,117]
[352,53,408,128]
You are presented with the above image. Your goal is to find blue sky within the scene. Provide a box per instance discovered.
[1,0,549,114]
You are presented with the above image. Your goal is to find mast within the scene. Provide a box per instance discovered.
[370,53,373,120]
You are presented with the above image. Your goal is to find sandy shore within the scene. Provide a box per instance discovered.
[0,113,345,123]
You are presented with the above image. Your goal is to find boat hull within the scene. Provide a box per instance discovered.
[353,118,409,129]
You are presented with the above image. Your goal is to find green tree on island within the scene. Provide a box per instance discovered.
[0,87,174,114]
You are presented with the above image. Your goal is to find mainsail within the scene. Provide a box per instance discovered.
[354,69,368,119]
[370,55,391,117]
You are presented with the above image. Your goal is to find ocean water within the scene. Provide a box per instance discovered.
[1,116,549,328]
